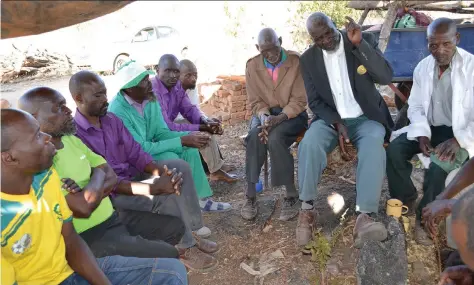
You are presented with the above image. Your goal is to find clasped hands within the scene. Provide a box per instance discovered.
[199,117,223,135]
[257,113,287,144]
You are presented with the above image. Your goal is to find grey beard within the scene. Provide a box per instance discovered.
[51,124,77,137]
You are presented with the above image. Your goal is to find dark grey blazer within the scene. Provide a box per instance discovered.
[300,31,394,133]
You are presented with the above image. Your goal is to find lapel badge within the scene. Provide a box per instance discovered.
[357,65,367,75]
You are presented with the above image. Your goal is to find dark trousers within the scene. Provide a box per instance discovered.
[80,211,184,258]
[386,126,454,219]
[245,108,308,197]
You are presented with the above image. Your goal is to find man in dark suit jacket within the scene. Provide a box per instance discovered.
[296,12,394,248]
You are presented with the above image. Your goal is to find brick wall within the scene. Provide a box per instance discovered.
[204,75,252,125]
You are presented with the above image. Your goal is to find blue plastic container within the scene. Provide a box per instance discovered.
[256,180,263,193]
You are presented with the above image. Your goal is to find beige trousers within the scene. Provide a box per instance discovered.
[445,168,474,249]
[174,118,224,174]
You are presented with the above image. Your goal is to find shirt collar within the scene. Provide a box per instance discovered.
[74,109,100,131]
[124,94,148,107]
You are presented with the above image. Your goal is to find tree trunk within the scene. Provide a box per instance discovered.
[358,8,371,25]
[378,1,399,53]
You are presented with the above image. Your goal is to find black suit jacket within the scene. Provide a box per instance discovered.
[300,31,394,132]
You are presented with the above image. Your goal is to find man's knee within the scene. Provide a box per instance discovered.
[162,159,192,174]
[246,127,261,142]
[151,258,188,285]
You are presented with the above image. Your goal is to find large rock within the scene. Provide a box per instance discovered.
[356,217,408,285]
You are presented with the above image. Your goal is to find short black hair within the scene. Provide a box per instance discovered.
[1,109,29,152]
[452,190,474,252]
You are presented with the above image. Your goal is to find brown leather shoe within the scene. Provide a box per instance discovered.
[195,236,220,254]
[210,169,238,183]
[353,213,388,248]
[179,246,219,273]
[296,208,317,246]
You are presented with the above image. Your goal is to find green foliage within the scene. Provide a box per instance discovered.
[223,1,246,38]
[288,1,362,52]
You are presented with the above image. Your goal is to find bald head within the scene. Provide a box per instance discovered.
[306,12,340,51]
[426,17,459,66]
[1,109,31,152]
[179,59,198,90]
[157,54,181,88]
[69,70,103,98]
[255,28,282,65]
[427,17,457,38]
[18,86,62,115]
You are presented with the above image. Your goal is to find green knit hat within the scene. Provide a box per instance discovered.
[115,60,155,90]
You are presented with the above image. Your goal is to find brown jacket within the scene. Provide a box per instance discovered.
[245,49,307,119]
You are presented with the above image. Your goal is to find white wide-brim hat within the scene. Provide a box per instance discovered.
[115,60,155,90]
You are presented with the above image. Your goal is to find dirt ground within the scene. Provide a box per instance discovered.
[1,76,441,285]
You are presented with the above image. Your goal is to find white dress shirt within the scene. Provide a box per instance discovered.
[322,34,364,119]
[175,88,202,121]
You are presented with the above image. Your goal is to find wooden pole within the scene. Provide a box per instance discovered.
[358,7,371,25]
[378,1,399,53]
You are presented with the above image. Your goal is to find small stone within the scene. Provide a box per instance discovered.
[326,259,341,276]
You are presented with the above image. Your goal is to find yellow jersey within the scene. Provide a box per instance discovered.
[1,168,74,285]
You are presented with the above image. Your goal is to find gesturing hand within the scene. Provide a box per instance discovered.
[334,122,351,161]
[438,265,474,285]
[421,199,454,236]
[150,165,183,196]
[181,133,210,148]
[345,16,362,46]
[418,136,433,157]
[62,178,82,194]
[434,138,460,163]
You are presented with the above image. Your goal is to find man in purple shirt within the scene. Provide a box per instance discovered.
[69,70,219,272]
[151,54,237,183]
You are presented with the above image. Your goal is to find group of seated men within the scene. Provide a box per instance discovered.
[1,11,473,284]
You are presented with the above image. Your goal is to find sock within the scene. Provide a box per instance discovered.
[284,184,297,198]
[199,198,230,211]
[301,200,314,210]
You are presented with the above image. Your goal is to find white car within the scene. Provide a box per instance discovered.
[76,25,189,73]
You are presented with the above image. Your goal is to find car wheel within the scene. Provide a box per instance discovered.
[113,54,130,74]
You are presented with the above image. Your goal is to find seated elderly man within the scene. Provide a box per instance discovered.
[68,70,219,272]
[0,109,188,285]
[387,18,474,246]
[241,28,308,221]
[151,55,237,183]
[298,13,394,247]
[17,87,197,263]
[108,60,231,213]
[437,189,474,284]
[175,59,234,175]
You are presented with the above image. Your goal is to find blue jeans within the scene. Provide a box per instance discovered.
[298,116,386,213]
[60,256,188,285]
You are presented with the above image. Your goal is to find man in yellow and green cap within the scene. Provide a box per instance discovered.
[109,60,232,213]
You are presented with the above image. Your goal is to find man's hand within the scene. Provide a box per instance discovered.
[422,199,455,236]
[181,133,210,148]
[418,136,433,157]
[435,138,460,163]
[199,117,223,135]
[264,113,288,129]
[62,178,82,194]
[149,165,183,195]
[438,265,474,285]
[345,16,362,46]
[334,122,351,161]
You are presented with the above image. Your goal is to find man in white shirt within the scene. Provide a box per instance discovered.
[297,12,394,247]
[387,18,473,246]
[177,59,235,176]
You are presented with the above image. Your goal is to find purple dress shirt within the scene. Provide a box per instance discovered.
[151,76,202,131]
[74,110,154,188]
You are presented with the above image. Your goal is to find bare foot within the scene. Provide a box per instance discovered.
[209,169,238,183]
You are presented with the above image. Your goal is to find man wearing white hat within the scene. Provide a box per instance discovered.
[109,60,232,214]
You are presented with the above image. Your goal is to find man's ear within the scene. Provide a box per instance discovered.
[74,93,83,105]
[255,44,260,52]
[455,32,461,45]
[1,151,17,166]
[278,37,282,46]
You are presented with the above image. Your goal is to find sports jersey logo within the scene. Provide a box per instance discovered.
[53,204,63,221]
[12,233,32,255]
